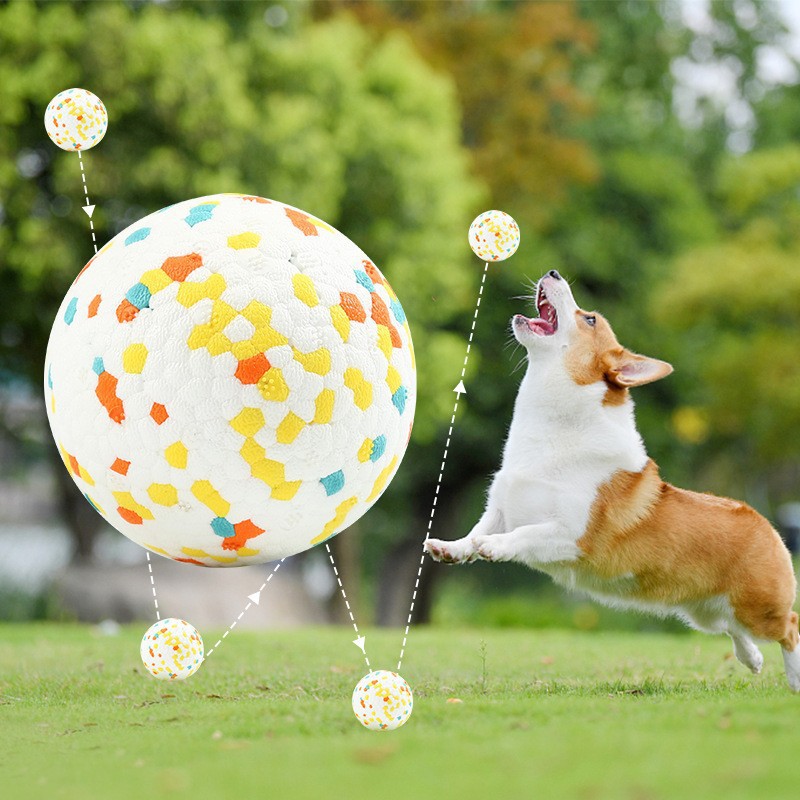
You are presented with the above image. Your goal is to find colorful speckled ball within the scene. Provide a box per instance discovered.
[140,618,204,680]
[44,88,108,151]
[352,670,413,731]
[468,210,520,262]
[44,194,416,565]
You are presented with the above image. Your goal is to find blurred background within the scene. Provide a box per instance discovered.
[1,0,799,635]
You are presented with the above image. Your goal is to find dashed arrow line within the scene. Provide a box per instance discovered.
[325,543,371,670]
[76,151,97,254]
[204,558,285,659]
[146,551,160,621]
[396,261,490,671]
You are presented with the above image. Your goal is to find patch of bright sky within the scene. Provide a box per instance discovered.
[672,0,799,151]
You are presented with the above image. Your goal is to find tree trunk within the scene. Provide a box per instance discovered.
[374,533,445,627]
[325,520,362,624]
[374,489,457,627]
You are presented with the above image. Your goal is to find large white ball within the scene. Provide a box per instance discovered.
[44,194,416,565]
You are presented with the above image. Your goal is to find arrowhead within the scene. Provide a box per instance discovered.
[453,380,466,395]
[82,204,96,218]
[352,635,366,653]
[248,591,261,606]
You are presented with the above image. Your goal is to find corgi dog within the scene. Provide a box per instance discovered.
[425,269,800,691]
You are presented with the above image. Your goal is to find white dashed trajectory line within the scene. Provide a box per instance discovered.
[325,543,371,670]
[204,558,285,659]
[396,261,490,671]
[145,551,160,621]
[76,151,98,254]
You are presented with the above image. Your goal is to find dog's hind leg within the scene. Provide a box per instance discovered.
[731,591,800,691]
[782,641,800,692]
[681,598,764,675]
[777,611,800,692]
[729,632,764,675]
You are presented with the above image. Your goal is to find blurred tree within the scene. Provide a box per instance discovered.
[312,0,606,621]
[641,1,800,513]
[312,0,723,481]
[314,0,800,616]
[755,81,800,148]
[3,0,798,627]
[546,0,798,497]
[668,0,790,163]
[0,0,481,567]
[313,0,598,229]
[651,144,800,506]
[538,0,718,482]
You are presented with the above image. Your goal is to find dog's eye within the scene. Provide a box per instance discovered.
[584,315,596,327]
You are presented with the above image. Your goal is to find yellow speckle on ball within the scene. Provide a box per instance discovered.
[314,389,335,424]
[230,407,266,438]
[227,231,261,250]
[358,438,374,463]
[276,412,306,444]
[292,273,319,307]
[191,480,230,518]
[147,483,179,506]
[123,343,148,374]
[164,441,189,469]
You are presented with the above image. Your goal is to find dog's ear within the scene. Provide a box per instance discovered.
[607,350,673,388]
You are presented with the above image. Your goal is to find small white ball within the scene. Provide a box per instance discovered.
[352,670,413,731]
[468,209,520,262]
[140,618,204,680]
[44,88,108,151]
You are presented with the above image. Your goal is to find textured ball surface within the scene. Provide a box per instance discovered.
[44,194,416,565]
[468,209,520,262]
[140,618,204,680]
[44,88,108,151]
[352,670,413,731]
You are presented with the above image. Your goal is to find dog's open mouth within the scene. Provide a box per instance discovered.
[515,284,559,336]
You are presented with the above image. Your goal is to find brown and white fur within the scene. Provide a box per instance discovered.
[425,270,800,690]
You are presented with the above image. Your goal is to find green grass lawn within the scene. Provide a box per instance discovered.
[1,623,799,800]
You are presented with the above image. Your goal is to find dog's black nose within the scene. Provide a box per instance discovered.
[547,269,562,280]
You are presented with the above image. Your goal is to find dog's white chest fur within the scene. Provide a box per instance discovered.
[491,358,648,544]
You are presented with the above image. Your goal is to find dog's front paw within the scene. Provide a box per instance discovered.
[751,651,764,675]
[425,537,477,564]
[472,534,514,563]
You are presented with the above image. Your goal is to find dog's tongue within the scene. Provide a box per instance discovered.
[524,316,555,336]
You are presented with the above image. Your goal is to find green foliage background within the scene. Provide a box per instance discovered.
[1,0,799,623]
